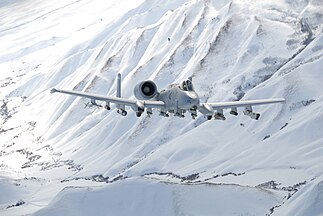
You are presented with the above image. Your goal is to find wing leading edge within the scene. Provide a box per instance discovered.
[205,98,286,109]
[50,88,165,109]
[198,98,285,120]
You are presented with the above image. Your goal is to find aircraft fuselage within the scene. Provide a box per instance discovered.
[157,84,200,111]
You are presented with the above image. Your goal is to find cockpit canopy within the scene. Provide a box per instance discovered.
[180,79,194,91]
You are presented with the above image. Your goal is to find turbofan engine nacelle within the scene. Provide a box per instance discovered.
[134,81,158,100]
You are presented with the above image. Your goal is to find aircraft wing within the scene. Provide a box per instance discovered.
[198,98,285,119]
[204,98,286,109]
[50,88,165,109]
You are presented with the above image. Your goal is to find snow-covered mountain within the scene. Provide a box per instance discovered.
[0,0,322,215]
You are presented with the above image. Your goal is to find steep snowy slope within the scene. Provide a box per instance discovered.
[0,0,322,215]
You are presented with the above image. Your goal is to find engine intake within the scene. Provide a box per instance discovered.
[134,80,158,100]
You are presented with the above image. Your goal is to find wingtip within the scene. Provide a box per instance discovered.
[279,98,286,103]
[50,88,57,94]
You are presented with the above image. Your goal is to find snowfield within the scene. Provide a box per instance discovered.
[0,0,322,215]
[34,178,285,216]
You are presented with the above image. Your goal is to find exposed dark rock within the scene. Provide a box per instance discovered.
[289,99,315,111]
[143,172,200,183]
[92,174,109,182]
[257,180,281,190]
[280,123,288,130]
[221,172,245,177]
[6,200,25,209]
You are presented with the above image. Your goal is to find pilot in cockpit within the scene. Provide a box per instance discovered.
[180,80,194,91]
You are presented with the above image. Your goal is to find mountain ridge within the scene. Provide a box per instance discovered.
[0,0,322,215]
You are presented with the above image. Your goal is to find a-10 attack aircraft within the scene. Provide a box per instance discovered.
[51,73,285,120]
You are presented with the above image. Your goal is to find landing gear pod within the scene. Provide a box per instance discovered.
[131,101,145,117]
[243,106,260,120]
